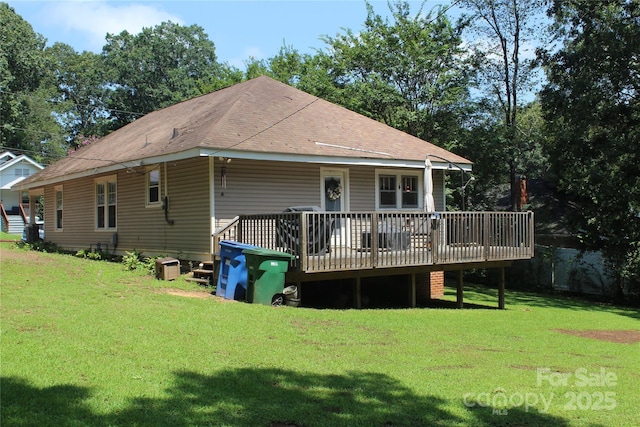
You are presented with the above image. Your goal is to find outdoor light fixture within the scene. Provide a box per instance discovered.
[463,176,475,189]
[426,154,474,211]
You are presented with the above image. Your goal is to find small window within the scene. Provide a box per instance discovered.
[96,176,116,230]
[15,168,30,177]
[379,175,397,208]
[55,187,63,229]
[376,170,422,210]
[147,168,161,205]
[401,175,418,208]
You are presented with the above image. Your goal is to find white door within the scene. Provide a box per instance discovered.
[321,168,349,247]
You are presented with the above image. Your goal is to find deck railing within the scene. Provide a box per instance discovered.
[0,203,8,233]
[224,211,534,273]
[19,203,28,224]
[212,216,240,254]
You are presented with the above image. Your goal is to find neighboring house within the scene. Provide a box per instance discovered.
[0,151,44,234]
[18,76,533,308]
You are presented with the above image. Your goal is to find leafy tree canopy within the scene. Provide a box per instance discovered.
[541,0,640,296]
[102,21,220,130]
[307,0,471,147]
[0,3,66,162]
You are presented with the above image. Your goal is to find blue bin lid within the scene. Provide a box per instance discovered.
[220,240,258,249]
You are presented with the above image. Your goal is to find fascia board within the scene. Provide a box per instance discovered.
[200,149,472,171]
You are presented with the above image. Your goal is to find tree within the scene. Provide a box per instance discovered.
[102,21,220,130]
[47,43,111,142]
[309,1,471,147]
[459,0,545,211]
[540,0,640,299]
[0,3,67,161]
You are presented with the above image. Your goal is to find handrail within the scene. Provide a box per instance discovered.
[0,203,8,232]
[212,216,240,255]
[19,203,28,224]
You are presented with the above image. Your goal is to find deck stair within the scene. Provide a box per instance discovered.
[186,261,216,288]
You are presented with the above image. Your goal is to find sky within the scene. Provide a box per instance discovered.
[7,0,457,69]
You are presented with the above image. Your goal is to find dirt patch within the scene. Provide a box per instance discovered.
[0,246,44,263]
[158,288,214,299]
[555,329,640,344]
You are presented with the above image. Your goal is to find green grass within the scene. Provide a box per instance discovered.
[0,231,21,241]
[1,242,639,427]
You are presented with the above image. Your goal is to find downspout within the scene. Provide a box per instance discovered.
[209,156,216,255]
[162,162,175,225]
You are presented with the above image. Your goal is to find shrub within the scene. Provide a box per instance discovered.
[75,248,108,261]
[122,250,159,275]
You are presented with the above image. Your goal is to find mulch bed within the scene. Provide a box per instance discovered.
[555,329,640,344]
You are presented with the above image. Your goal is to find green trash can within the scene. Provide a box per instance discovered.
[242,248,295,306]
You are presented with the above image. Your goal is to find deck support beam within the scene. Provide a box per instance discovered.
[498,266,505,309]
[409,273,416,308]
[456,270,464,309]
[354,277,362,309]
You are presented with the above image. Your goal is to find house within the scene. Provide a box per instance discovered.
[17,76,534,308]
[0,151,44,234]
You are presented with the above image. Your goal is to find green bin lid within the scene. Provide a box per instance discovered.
[242,247,295,259]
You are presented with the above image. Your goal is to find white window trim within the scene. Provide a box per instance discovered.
[54,185,63,231]
[95,175,117,231]
[146,165,162,207]
[374,169,423,210]
[320,167,350,211]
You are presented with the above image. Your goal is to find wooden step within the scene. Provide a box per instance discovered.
[192,268,214,275]
[185,277,211,285]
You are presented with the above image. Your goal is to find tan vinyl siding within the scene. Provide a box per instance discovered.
[43,176,96,250]
[43,158,211,259]
[212,160,443,227]
[348,166,376,211]
[117,157,210,259]
[214,159,321,225]
[42,156,445,260]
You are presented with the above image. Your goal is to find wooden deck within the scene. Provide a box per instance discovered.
[213,211,534,276]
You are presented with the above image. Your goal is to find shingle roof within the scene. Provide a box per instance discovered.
[22,76,470,186]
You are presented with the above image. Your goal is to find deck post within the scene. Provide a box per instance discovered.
[457,269,464,309]
[498,266,505,309]
[354,276,362,309]
[371,214,379,268]
[409,273,416,308]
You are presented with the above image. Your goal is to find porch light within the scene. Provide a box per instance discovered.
[426,154,474,211]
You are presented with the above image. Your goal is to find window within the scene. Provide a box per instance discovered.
[379,175,397,208]
[401,175,418,208]
[55,187,63,229]
[376,170,422,209]
[15,168,30,177]
[96,176,117,230]
[147,167,161,205]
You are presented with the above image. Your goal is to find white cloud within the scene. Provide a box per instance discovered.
[225,46,265,69]
[43,1,183,51]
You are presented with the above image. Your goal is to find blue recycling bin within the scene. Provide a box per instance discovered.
[217,240,257,300]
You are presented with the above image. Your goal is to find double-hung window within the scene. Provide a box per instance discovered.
[147,167,161,206]
[376,170,421,210]
[55,186,63,229]
[96,176,117,230]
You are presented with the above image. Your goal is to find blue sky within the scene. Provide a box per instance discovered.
[7,0,456,68]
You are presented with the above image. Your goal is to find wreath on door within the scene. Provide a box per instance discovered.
[326,178,342,201]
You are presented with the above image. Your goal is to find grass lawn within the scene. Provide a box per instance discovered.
[0,231,21,241]
[1,242,639,427]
